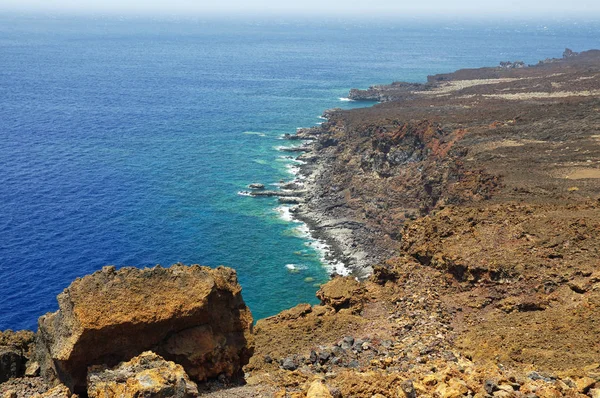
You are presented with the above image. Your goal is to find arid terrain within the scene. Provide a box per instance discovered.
[1,49,599,397]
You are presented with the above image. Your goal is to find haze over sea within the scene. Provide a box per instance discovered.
[1,14,599,330]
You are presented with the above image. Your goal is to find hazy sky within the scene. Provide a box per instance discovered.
[2,0,600,17]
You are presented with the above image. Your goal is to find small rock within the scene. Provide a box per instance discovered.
[306,379,333,398]
[347,360,359,368]
[248,183,265,190]
[575,377,596,393]
[3,391,17,398]
[331,346,344,357]
[340,336,354,350]
[362,342,371,350]
[400,380,417,398]
[264,355,273,364]
[310,350,318,364]
[381,340,393,349]
[588,388,600,398]
[282,357,298,371]
[484,380,498,394]
[25,361,40,377]
[528,371,554,382]
[318,350,331,364]
[492,391,511,398]
[423,374,439,386]
[496,385,514,393]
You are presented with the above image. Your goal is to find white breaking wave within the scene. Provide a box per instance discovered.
[242,131,266,137]
[339,97,355,102]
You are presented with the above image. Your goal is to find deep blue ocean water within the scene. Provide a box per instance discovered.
[1,14,599,330]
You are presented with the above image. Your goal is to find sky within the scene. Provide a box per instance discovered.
[1,0,599,17]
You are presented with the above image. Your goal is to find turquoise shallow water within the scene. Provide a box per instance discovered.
[1,15,599,330]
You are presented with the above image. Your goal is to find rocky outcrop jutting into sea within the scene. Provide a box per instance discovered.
[33,264,254,394]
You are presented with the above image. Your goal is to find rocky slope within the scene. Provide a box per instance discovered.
[242,49,600,396]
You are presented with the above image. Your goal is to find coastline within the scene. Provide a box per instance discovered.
[277,120,380,280]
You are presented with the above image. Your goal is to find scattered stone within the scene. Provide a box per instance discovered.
[484,380,498,394]
[248,183,265,190]
[318,350,331,365]
[87,351,198,398]
[306,379,333,398]
[347,360,359,369]
[282,357,298,371]
[400,379,417,398]
[263,355,273,364]
[309,351,318,364]
[25,361,41,377]
[340,336,354,350]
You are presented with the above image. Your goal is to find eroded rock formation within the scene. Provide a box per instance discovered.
[34,264,253,394]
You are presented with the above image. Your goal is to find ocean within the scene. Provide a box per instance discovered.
[1,14,599,330]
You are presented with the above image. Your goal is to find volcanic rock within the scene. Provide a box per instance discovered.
[87,351,199,398]
[34,264,253,394]
[316,276,366,312]
[0,330,34,383]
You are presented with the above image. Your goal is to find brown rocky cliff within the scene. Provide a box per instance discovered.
[34,264,253,394]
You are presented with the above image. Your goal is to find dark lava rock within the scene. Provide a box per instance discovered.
[484,380,498,394]
[309,350,318,364]
[318,350,331,364]
[281,357,298,371]
[340,336,354,350]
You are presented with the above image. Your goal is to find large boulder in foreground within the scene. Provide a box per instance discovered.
[87,351,198,398]
[34,264,254,394]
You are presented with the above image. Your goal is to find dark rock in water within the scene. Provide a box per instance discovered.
[250,190,305,198]
[281,357,297,371]
[34,264,254,394]
[278,197,303,204]
[279,146,311,153]
[280,181,302,190]
[248,183,265,190]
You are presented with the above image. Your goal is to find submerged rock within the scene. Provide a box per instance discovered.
[87,351,198,398]
[34,264,254,394]
[248,183,265,190]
